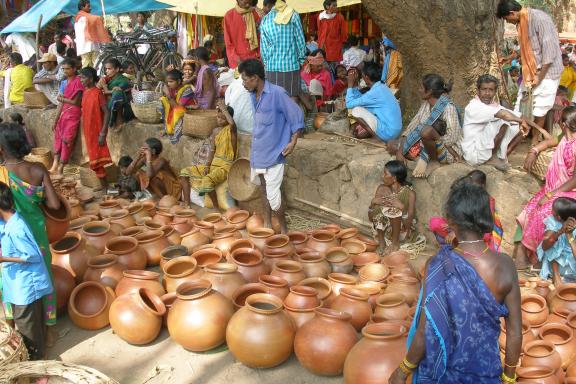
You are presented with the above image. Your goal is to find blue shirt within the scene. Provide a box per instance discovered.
[250,81,304,168]
[0,212,52,306]
[345,81,402,141]
[260,9,306,72]
[537,216,576,282]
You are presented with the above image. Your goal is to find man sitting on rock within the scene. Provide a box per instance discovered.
[33,53,60,106]
[460,74,532,171]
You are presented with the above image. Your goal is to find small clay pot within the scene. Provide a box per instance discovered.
[521,340,563,380]
[109,209,136,229]
[191,248,224,268]
[105,236,148,270]
[232,283,267,309]
[284,285,321,310]
[180,229,210,253]
[374,293,410,321]
[521,294,549,328]
[160,245,189,269]
[135,230,171,266]
[264,234,295,256]
[307,230,340,255]
[98,200,120,218]
[258,275,290,300]
[230,247,270,283]
[127,202,150,223]
[227,210,250,230]
[538,322,575,369]
[329,287,371,331]
[173,209,197,226]
[248,227,276,251]
[115,270,165,298]
[81,221,116,255]
[83,254,127,289]
[325,247,354,274]
[194,220,215,240]
[358,263,390,282]
[202,263,247,301]
[328,273,357,296]
[158,195,178,210]
[271,260,306,287]
[352,252,380,271]
[51,231,95,283]
[42,194,71,244]
[68,281,115,330]
[152,210,174,226]
[534,280,551,298]
[336,227,359,241]
[356,235,378,252]
[299,277,332,301]
[162,256,203,293]
[288,232,309,253]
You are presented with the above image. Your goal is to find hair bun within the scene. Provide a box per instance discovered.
[443,79,454,93]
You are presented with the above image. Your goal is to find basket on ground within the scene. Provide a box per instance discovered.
[24,147,53,169]
[228,158,260,202]
[23,87,51,108]
[182,109,218,138]
[132,83,162,105]
[531,148,554,181]
[0,360,119,383]
[131,101,161,124]
[0,320,28,368]
[80,167,102,189]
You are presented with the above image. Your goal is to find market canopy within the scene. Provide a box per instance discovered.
[159,0,362,17]
[1,0,170,34]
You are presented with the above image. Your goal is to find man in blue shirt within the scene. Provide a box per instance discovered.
[346,62,402,143]
[238,59,304,234]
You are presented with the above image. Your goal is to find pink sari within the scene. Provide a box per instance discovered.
[518,136,576,252]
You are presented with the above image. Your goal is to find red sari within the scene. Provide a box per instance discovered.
[81,87,112,177]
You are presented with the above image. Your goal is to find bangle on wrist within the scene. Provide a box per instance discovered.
[402,357,418,370]
[398,361,412,376]
[530,147,540,155]
[546,192,554,199]
[501,372,517,383]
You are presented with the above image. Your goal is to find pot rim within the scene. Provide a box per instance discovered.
[284,302,321,313]
[287,231,308,243]
[376,293,406,308]
[51,231,82,253]
[325,247,350,262]
[135,229,165,243]
[143,219,164,230]
[110,209,130,219]
[310,230,336,242]
[162,256,199,278]
[299,277,332,298]
[70,216,93,229]
[523,340,556,357]
[356,282,384,295]
[105,236,140,255]
[273,260,303,273]
[232,283,268,308]
[181,228,206,238]
[175,209,197,218]
[556,283,576,300]
[521,294,547,313]
[228,210,250,223]
[259,274,288,288]
[191,248,223,266]
[120,227,146,237]
[229,238,256,250]
[362,321,408,340]
[127,202,143,213]
[314,307,352,322]
[516,366,556,379]
[42,194,71,222]
[194,220,215,230]
[230,247,263,266]
[69,281,113,319]
[340,287,370,301]
[248,227,275,238]
[87,254,119,269]
[175,279,213,301]
[265,234,290,248]
[328,272,357,285]
[538,322,574,345]
[289,285,318,297]
[81,221,111,237]
[122,269,160,280]
[246,293,284,314]
[136,288,166,316]
[203,212,223,223]
[298,253,326,263]
[336,227,359,239]
[359,263,389,279]
[161,245,189,259]
[341,239,368,254]
[205,262,239,274]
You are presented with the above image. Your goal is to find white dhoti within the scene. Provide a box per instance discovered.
[251,163,285,211]
[350,106,378,131]
[514,78,560,117]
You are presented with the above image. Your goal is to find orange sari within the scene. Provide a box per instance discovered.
[81,87,112,178]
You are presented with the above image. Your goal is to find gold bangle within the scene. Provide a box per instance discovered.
[398,361,412,376]
[501,372,517,383]
[403,357,418,370]
[503,362,518,369]
[546,192,553,199]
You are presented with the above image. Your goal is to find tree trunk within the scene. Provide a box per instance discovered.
[362,0,501,116]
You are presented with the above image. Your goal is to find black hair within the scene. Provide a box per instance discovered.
[477,74,499,89]
[563,53,569,61]
[118,155,133,168]
[553,197,576,221]
[335,64,347,73]
[0,122,32,159]
[496,0,522,18]
[431,118,447,136]
[558,85,569,95]
[187,49,195,57]
[56,41,67,56]
[221,105,235,118]
[145,137,163,155]
[65,47,77,58]
[137,11,148,20]
[122,61,134,70]
[9,52,22,65]
[445,183,493,235]
[310,48,326,58]
[166,69,183,82]
[347,35,359,47]
[238,59,265,80]
[54,32,65,39]
[0,182,14,212]
[263,0,277,6]
[124,176,141,193]
[422,73,452,98]
[204,40,213,50]
[562,106,576,132]
[384,160,409,186]
[466,170,487,187]
[104,58,122,69]
[78,0,90,11]
[363,62,383,83]
[79,67,99,83]
[323,0,336,9]
[9,112,24,125]
[250,0,258,6]
[194,47,210,62]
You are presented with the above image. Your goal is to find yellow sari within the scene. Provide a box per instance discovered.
[160,84,195,145]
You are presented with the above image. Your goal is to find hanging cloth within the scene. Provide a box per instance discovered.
[274,0,295,25]
[518,8,538,87]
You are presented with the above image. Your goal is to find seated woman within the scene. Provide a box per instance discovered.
[159,69,196,145]
[117,155,152,200]
[331,64,348,98]
[368,160,417,255]
[537,197,576,286]
[97,58,132,130]
[182,60,195,86]
[180,100,236,210]
[301,51,333,108]
[125,138,182,199]
[190,47,217,110]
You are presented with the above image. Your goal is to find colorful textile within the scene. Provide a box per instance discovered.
[33,66,59,105]
[301,68,332,99]
[317,13,347,62]
[54,76,83,163]
[82,87,112,178]
[106,74,130,112]
[273,0,295,25]
[223,8,261,68]
[560,65,576,100]
[151,167,182,199]
[74,10,111,43]
[194,64,218,109]
[159,85,195,145]
[260,9,306,72]
[234,5,258,51]
[408,246,508,383]
[518,8,538,86]
[370,185,418,245]
[382,49,403,90]
[537,215,576,282]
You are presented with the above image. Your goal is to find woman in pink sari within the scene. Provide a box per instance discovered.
[517,106,576,268]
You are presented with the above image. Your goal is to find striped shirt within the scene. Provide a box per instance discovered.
[260,9,306,73]
[528,8,563,80]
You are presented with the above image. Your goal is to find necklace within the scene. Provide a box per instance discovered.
[457,239,484,244]
[3,160,23,166]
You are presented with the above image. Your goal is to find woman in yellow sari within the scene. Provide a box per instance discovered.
[159,69,197,144]
[180,100,237,210]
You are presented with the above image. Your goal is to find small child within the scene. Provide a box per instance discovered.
[117,156,152,201]
[553,86,571,137]
[0,182,52,360]
[9,112,36,148]
[332,64,348,98]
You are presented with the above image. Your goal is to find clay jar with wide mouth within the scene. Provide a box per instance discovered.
[356,281,385,309]
[516,366,558,384]
[329,287,372,331]
[160,245,189,269]
[134,230,171,267]
[160,292,176,327]
[127,202,150,223]
[229,239,256,255]
[297,254,331,278]
[120,226,146,238]
[232,283,268,309]
[180,229,210,253]
[191,248,224,268]
[173,209,197,225]
[547,308,571,324]
[68,281,116,330]
[83,254,127,289]
[41,194,71,244]
[52,264,76,312]
[359,263,390,282]
[212,226,242,254]
[104,236,147,270]
[341,239,367,256]
[307,230,340,256]
[202,263,246,301]
[248,227,276,251]
[51,231,96,283]
[288,232,309,253]
[159,225,180,246]
[550,283,576,313]
[325,247,354,274]
[521,340,563,374]
[264,234,295,256]
[321,224,341,235]
[226,293,296,368]
[284,285,321,310]
[336,227,359,242]
[230,247,270,283]
[356,234,378,252]
[69,216,94,235]
[109,209,136,230]
[81,221,116,255]
[158,195,178,210]
[328,273,357,296]
[538,322,576,369]
[152,210,174,226]
[109,288,166,345]
[258,275,290,300]
[194,220,215,240]
[299,277,332,301]
[142,219,164,232]
[98,200,120,218]
[521,294,549,328]
[168,280,234,351]
[203,212,226,231]
[381,250,411,268]
[374,293,410,321]
[116,270,165,298]
[271,260,306,287]
[227,209,250,230]
[162,256,203,293]
[352,252,380,271]
[499,319,535,352]
[385,275,421,306]
[294,308,359,376]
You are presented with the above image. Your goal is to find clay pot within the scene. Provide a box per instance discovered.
[271,260,306,287]
[120,226,146,238]
[232,283,268,309]
[158,195,178,210]
[160,292,176,328]
[141,201,156,217]
[329,287,371,331]
[68,281,115,330]
[547,308,571,324]
[306,230,339,255]
[98,200,120,218]
[160,245,189,269]
[374,293,410,321]
[568,361,576,378]
[538,322,576,368]
[313,112,328,130]
[284,286,321,309]
[161,225,181,246]
[202,263,246,301]
[337,227,359,241]
[83,254,126,289]
[162,256,203,293]
[285,304,321,328]
[223,206,240,220]
[299,277,332,301]
[381,250,411,267]
[246,213,264,233]
[499,319,535,352]
[516,366,558,384]
[521,340,562,373]
[115,270,165,298]
[227,210,250,230]
[568,313,576,333]
[355,281,385,309]
[341,239,367,255]
[69,216,93,235]
[193,220,215,240]
[297,254,331,278]
[358,263,390,282]
[264,234,295,256]
[42,194,71,243]
[152,210,174,226]
[386,275,421,306]
[135,230,171,266]
[203,212,226,231]
[143,219,164,231]
[321,224,342,234]
[295,308,359,376]
[521,294,549,328]
[50,231,95,283]
[388,263,417,278]
[262,248,292,270]
[104,236,147,270]
[325,247,354,274]
[173,209,197,225]
[109,209,136,230]
[180,229,210,253]
[229,239,256,255]
[191,248,223,268]
[550,283,576,313]
[68,198,82,220]
[356,234,377,252]
[352,252,380,271]
[81,221,115,254]
[109,288,166,345]
[288,232,309,253]
[51,264,75,312]
[248,227,275,251]
[226,293,296,368]
[534,280,552,298]
[230,247,270,283]
[127,202,150,222]
[168,280,234,351]
[343,322,408,383]
[212,230,241,255]
[328,273,357,296]
[258,275,290,300]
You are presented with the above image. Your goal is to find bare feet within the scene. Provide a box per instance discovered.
[383,243,400,256]
[412,159,428,178]
[486,156,511,172]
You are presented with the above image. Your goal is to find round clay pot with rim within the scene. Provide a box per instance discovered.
[168,280,235,351]
[51,231,96,283]
[284,285,321,310]
[550,283,576,313]
[104,236,148,271]
[521,294,549,328]
[98,200,120,218]
[381,250,411,267]
[191,248,224,268]
[246,213,264,233]
[262,248,292,270]
[325,247,354,274]
[226,210,250,230]
[356,234,378,252]
[328,273,357,296]
[152,210,174,226]
[135,230,171,267]
[180,229,210,253]
[115,270,165,298]
[160,245,189,269]
[258,275,290,300]
[264,234,295,257]
[538,322,576,369]
[127,202,150,223]
[162,256,203,293]
[202,263,247,301]
[81,221,115,254]
[194,220,215,240]
[352,252,380,271]
[203,212,226,231]
[52,264,76,312]
[516,366,558,384]
[299,277,332,301]
[68,281,115,330]
[285,304,320,328]
[306,230,340,256]
[288,232,309,253]
[547,308,571,324]
[212,230,241,255]
[359,263,390,282]
[336,227,359,241]
[321,224,342,235]
[83,254,127,289]
[173,209,197,225]
[385,275,421,306]
[271,260,306,287]
[341,239,367,255]
[143,219,164,232]
[355,281,386,309]
[231,283,268,310]
[158,195,178,210]
[294,308,359,376]
[521,340,562,373]
[109,209,136,230]
[141,201,156,217]
[120,226,146,238]
[248,227,276,251]
[229,239,256,256]
[160,292,176,328]
[69,216,94,235]
[109,288,166,345]
[230,247,270,283]
[374,293,410,321]
[42,193,71,243]
[161,224,181,246]
[329,287,372,331]
[297,253,331,278]
[226,293,296,368]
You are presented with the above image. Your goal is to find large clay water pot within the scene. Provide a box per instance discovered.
[258,275,290,300]
[127,202,150,223]
[295,308,359,376]
[191,248,223,268]
[299,277,333,301]
[248,227,275,251]
[158,195,178,210]
[108,209,136,230]
[81,221,115,254]
[359,263,390,282]
[105,236,147,270]
[180,229,210,253]
[83,254,126,289]
[516,366,559,384]
[135,230,171,266]
[550,283,576,313]
[328,273,357,296]
[160,245,189,269]
[212,227,242,254]
[168,280,235,351]
[356,281,385,309]
[230,247,270,283]
[521,294,549,328]
[538,322,576,369]
[115,270,165,298]
[374,293,410,321]
[385,275,421,306]
[161,225,182,245]
[202,263,247,301]
[297,254,331,278]
[343,322,408,384]
[306,230,339,255]
[264,235,295,256]
[284,286,321,310]
[68,281,115,330]
[226,209,250,230]
[325,247,354,274]
[329,287,372,331]
[42,194,71,243]
[152,210,174,226]
[51,264,75,313]
[226,293,296,368]
[232,283,268,309]
[162,256,203,293]
[521,340,562,373]
[288,232,309,253]
[271,260,306,287]
[50,231,95,283]
[194,221,215,240]
[203,212,226,231]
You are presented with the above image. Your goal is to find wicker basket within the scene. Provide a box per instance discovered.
[182,109,218,138]
[23,87,51,108]
[79,167,102,189]
[228,158,260,202]
[132,83,163,105]
[131,101,161,124]
[0,361,119,383]
[531,148,554,181]
[24,147,53,169]
[0,320,28,368]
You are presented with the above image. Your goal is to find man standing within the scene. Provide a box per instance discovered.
[238,59,303,234]
[74,0,111,68]
[223,0,261,69]
[1,53,34,107]
[317,0,348,66]
[33,53,60,105]
[496,0,563,143]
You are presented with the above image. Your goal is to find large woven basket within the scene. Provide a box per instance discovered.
[132,83,162,105]
[23,87,51,108]
[0,320,28,368]
[79,167,102,189]
[531,148,554,181]
[131,101,161,124]
[24,147,53,169]
[228,158,260,202]
[183,109,218,138]
[0,361,119,383]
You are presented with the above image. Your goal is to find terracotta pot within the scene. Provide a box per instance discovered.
[356,281,385,309]
[160,245,189,269]
[336,227,359,241]
[69,216,93,235]
[521,340,562,373]
[173,209,197,226]
[230,247,270,283]
[521,294,549,327]
[202,263,246,301]
[223,206,240,220]
[158,195,178,210]
[516,366,558,384]
[68,281,115,330]
[68,198,82,220]
[98,200,120,218]
[307,230,340,255]
[285,304,320,328]
[538,322,576,368]
[116,270,165,298]
[142,219,164,231]
[120,226,146,238]
[381,250,411,267]
[321,224,342,234]
[288,232,309,253]
[568,361,576,377]
[127,202,150,222]
[135,230,171,267]
[232,283,268,309]
[194,220,215,240]
[358,263,390,282]
[202,212,225,231]
[297,254,331,278]
[108,209,136,230]
[329,287,371,331]
[568,313,576,333]
[374,293,410,321]
[295,308,359,376]
[550,284,576,313]
[271,260,306,287]
[168,280,234,351]
[229,239,256,256]
[171,221,193,235]
[547,308,571,324]
[42,194,71,243]
[226,293,296,368]
[141,201,156,217]
[325,247,354,274]
[160,225,181,246]
[284,285,321,310]
[343,322,408,383]
[341,239,367,256]
[180,229,210,253]
[109,288,166,345]
[160,292,176,328]
[104,236,147,270]
[212,231,241,255]
[388,263,417,279]
[534,280,552,298]
[351,252,380,271]
[386,275,421,306]
[191,248,223,268]
[328,273,357,296]
[227,210,250,230]
[246,213,264,233]
[152,210,174,226]
[51,264,75,312]
[356,234,378,252]
[258,275,290,300]
[104,219,124,236]
[162,256,203,293]
[81,221,116,255]
[262,248,292,270]
[50,231,95,283]
[313,112,329,130]
[264,234,295,256]
[248,227,275,251]
[499,319,535,352]
[299,277,332,301]
[83,254,126,289]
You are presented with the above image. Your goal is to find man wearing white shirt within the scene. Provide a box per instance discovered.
[341,35,366,69]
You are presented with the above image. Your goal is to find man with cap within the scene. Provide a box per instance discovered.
[33,53,60,105]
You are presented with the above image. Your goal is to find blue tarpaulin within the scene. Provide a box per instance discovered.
[1,0,170,34]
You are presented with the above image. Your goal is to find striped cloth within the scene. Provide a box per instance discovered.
[527,8,563,81]
[260,9,306,73]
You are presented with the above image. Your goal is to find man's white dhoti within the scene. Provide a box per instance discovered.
[251,163,285,211]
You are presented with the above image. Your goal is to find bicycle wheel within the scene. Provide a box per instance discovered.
[162,52,183,71]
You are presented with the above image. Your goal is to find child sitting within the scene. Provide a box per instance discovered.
[9,112,36,148]
[117,155,152,200]
[0,182,52,360]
